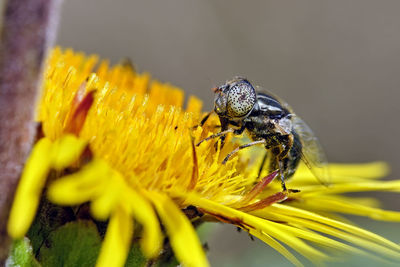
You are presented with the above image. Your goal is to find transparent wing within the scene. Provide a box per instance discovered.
[291,115,331,186]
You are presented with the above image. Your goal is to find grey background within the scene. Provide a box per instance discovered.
[56,1,400,266]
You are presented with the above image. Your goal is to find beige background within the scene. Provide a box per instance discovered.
[56,1,400,266]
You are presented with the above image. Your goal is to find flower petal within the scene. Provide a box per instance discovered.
[8,138,52,238]
[51,134,87,170]
[47,159,109,205]
[298,180,400,195]
[182,192,328,263]
[149,192,209,267]
[96,204,133,267]
[186,96,203,113]
[123,187,163,258]
[293,161,389,184]
[327,161,390,179]
[297,195,400,222]
[259,210,400,261]
[267,204,400,254]
[90,175,121,220]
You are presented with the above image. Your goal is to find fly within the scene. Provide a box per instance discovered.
[197,77,330,191]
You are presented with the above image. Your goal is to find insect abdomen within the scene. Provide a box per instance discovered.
[285,131,302,178]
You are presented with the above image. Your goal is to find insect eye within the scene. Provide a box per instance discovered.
[227,81,256,118]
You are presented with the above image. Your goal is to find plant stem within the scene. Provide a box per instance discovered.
[0,0,61,263]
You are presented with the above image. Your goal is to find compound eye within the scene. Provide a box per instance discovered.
[227,81,256,118]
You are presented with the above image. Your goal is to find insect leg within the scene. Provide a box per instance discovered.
[257,152,268,179]
[196,128,234,146]
[192,111,214,130]
[222,140,266,164]
[278,134,294,159]
[270,146,289,192]
[278,160,287,191]
[200,111,213,127]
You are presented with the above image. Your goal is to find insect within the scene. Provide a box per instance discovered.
[197,77,330,191]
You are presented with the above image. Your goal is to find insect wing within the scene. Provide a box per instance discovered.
[291,116,331,185]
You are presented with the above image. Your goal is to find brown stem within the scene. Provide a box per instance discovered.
[0,0,62,263]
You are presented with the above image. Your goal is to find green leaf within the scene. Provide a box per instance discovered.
[37,220,101,267]
[28,197,76,255]
[124,242,147,267]
[7,238,41,267]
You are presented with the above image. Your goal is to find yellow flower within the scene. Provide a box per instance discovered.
[7,47,400,267]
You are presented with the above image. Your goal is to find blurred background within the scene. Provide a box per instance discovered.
[56,1,400,266]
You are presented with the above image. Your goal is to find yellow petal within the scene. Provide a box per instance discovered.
[186,96,203,113]
[293,161,389,184]
[268,204,400,253]
[268,219,368,256]
[260,211,400,261]
[51,134,87,170]
[298,180,400,195]
[327,161,390,179]
[181,192,328,263]
[8,138,52,238]
[298,196,400,222]
[90,172,121,220]
[96,204,133,267]
[124,187,163,258]
[149,192,209,267]
[47,159,109,205]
